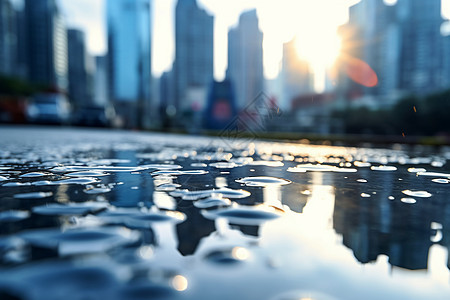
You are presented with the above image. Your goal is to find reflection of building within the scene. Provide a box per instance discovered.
[67,29,92,107]
[227,9,264,110]
[173,0,213,113]
[280,37,313,109]
[25,0,68,90]
[332,168,450,271]
[107,0,151,128]
[203,80,237,130]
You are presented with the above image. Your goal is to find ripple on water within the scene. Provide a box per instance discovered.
[20,227,139,255]
[408,167,427,173]
[402,190,432,198]
[202,205,281,225]
[235,176,292,187]
[170,188,250,200]
[204,246,251,265]
[139,164,183,170]
[97,208,186,227]
[370,165,398,171]
[416,171,450,178]
[19,172,51,178]
[14,191,53,199]
[32,201,109,215]
[0,175,8,181]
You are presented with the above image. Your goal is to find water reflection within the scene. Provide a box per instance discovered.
[1,128,450,298]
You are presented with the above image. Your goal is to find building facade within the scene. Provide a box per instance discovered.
[226,9,264,110]
[107,0,151,128]
[173,0,213,113]
[25,0,67,90]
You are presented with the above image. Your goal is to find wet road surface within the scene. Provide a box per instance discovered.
[1,126,450,299]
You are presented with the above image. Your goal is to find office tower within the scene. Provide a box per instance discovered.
[203,79,238,130]
[67,29,91,106]
[227,9,264,109]
[173,0,213,112]
[107,0,151,128]
[281,37,313,109]
[0,0,17,76]
[25,0,68,90]
[93,55,109,106]
[397,0,443,95]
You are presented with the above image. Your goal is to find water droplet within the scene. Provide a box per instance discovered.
[388,196,395,200]
[370,165,397,171]
[287,164,357,173]
[56,177,100,185]
[249,161,284,167]
[83,187,111,194]
[20,227,139,255]
[402,190,432,198]
[354,161,371,167]
[171,275,188,292]
[204,247,251,264]
[432,178,449,184]
[0,175,8,181]
[361,193,371,198]
[190,163,207,167]
[417,171,450,178]
[0,210,30,222]
[2,182,31,187]
[408,167,427,173]
[19,172,51,178]
[14,191,53,199]
[66,171,109,177]
[401,198,416,204]
[194,193,232,209]
[202,205,281,225]
[209,162,237,169]
[356,179,368,183]
[139,164,183,170]
[32,202,108,215]
[236,176,291,187]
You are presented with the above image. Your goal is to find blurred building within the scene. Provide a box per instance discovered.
[280,37,314,110]
[107,0,151,128]
[337,0,447,108]
[173,0,213,116]
[397,0,444,95]
[25,0,68,91]
[227,9,264,110]
[0,0,18,76]
[67,29,93,107]
[93,55,109,106]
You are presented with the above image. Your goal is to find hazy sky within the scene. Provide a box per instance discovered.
[57,0,450,80]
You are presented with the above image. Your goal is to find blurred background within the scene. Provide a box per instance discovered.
[0,0,449,139]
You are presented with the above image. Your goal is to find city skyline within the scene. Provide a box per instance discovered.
[56,0,450,83]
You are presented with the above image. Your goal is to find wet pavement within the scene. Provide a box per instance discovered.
[1,125,450,299]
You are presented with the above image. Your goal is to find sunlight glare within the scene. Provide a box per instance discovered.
[295,32,342,71]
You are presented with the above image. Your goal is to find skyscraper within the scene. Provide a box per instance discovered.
[281,37,314,109]
[397,0,443,95]
[25,0,67,90]
[107,0,151,128]
[67,29,91,106]
[173,0,213,112]
[227,9,264,109]
[0,0,17,76]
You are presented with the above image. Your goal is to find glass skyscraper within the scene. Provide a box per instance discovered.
[25,0,68,90]
[107,0,151,128]
[227,9,264,109]
[173,0,214,112]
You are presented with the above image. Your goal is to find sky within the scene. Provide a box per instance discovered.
[58,0,450,81]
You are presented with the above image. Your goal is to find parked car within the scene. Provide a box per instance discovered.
[26,93,70,125]
[71,104,116,127]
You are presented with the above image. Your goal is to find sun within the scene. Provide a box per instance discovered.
[294,30,342,72]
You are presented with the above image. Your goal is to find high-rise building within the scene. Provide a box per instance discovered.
[67,29,92,106]
[173,0,213,112]
[281,37,314,109]
[93,55,109,106]
[397,0,443,95]
[0,0,17,76]
[25,0,68,90]
[227,9,264,109]
[107,0,151,128]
